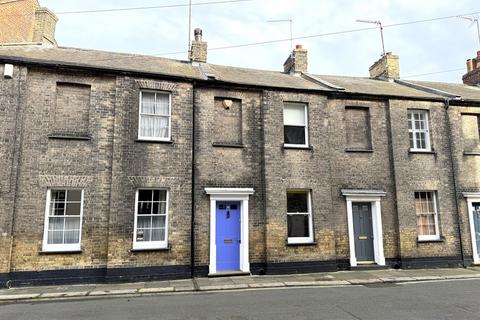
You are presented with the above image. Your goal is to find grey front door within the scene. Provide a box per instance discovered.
[473,203,480,257]
[353,202,375,262]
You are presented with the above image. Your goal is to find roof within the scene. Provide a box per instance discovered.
[0,45,478,102]
[318,74,440,99]
[410,80,480,101]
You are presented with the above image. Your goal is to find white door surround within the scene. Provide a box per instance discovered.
[463,192,480,264]
[205,188,254,275]
[342,189,386,267]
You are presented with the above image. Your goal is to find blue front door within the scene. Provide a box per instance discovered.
[216,201,241,272]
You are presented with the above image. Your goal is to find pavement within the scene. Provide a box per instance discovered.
[1,266,480,303]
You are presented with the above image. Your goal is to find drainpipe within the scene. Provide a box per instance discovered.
[190,81,197,278]
[444,98,466,267]
[7,67,25,287]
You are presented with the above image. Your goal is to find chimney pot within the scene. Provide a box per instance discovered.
[467,59,474,73]
[463,51,480,86]
[194,28,203,42]
[296,44,303,49]
[190,28,207,63]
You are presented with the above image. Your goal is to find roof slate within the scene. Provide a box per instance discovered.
[317,74,440,99]
[0,45,478,102]
[410,80,480,101]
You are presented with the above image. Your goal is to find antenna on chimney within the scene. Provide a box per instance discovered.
[357,19,386,56]
[458,15,480,47]
[187,0,192,58]
[267,19,293,51]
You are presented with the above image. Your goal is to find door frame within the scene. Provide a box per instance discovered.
[463,192,480,264]
[205,188,254,275]
[342,189,386,267]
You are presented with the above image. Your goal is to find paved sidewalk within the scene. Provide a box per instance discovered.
[1,267,480,303]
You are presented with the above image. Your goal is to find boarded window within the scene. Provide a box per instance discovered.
[54,83,91,135]
[213,98,242,145]
[345,107,371,150]
[462,114,480,151]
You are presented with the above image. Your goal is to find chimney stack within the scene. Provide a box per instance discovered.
[32,7,57,46]
[0,0,57,46]
[189,28,207,64]
[463,51,480,86]
[369,52,400,80]
[284,44,308,74]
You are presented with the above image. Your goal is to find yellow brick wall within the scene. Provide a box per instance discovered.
[0,0,38,44]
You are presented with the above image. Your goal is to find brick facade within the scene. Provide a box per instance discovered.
[0,0,57,45]
[0,49,480,286]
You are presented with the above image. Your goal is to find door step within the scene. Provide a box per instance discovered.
[208,271,251,278]
[350,264,390,271]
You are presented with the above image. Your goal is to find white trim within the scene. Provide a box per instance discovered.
[42,189,84,252]
[287,190,314,244]
[137,90,172,142]
[283,102,309,148]
[206,188,254,275]
[205,188,254,196]
[408,109,431,152]
[132,189,169,250]
[464,192,480,264]
[415,191,440,241]
[344,193,386,267]
[341,189,387,197]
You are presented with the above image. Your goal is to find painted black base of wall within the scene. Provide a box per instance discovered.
[0,256,473,288]
[0,265,191,288]
[193,266,209,277]
[263,260,341,275]
[399,256,465,269]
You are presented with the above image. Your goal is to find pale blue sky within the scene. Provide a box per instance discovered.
[41,0,479,83]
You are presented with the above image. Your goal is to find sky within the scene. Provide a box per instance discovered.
[40,0,480,83]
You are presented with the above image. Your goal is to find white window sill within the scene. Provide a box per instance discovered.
[136,138,173,144]
[286,241,317,247]
[409,149,435,154]
[417,236,442,242]
[132,243,169,251]
[40,245,82,254]
[283,144,312,150]
[287,238,315,245]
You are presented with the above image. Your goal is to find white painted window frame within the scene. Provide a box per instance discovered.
[42,189,84,252]
[287,190,314,244]
[408,109,431,152]
[415,191,440,241]
[463,192,480,264]
[137,90,172,142]
[132,188,169,250]
[205,188,254,275]
[342,189,386,267]
[283,102,309,148]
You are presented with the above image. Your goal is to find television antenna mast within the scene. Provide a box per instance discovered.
[458,15,480,47]
[267,19,293,51]
[357,19,386,56]
[188,0,192,57]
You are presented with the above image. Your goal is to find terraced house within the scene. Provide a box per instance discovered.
[1,0,480,288]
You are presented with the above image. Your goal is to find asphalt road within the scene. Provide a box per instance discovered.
[1,279,480,319]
